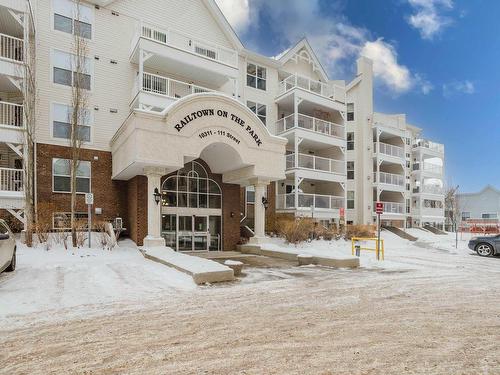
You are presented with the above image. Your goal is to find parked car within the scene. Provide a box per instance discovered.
[468,234,500,257]
[0,219,16,273]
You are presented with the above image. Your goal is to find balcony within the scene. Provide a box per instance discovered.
[0,101,23,142]
[0,33,24,78]
[375,142,404,159]
[277,193,344,212]
[373,172,405,187]
[131,72,213,111]
[130,22,238,86]
[276,73,345,112]
[286,153,345,182]
[412,163,443,176]
[413,139,444,154]
[276,113,344,147]
[412,186,444,195]
[0,167,24,209]
[412,207,445,218]
[374,201,405,215]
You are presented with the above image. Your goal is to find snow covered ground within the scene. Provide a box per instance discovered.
[1,230,500,374]
[0,229,492,328]
[0,239,196,326]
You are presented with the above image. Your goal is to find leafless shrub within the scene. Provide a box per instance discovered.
[277,216,316,245]
[75,220,88,248]
[94,220,114,250]
[344,225,376,240]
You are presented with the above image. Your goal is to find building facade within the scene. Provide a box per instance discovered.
[0,0,445,251]
[455,186,500,233]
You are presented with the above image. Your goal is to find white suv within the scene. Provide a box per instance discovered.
[0,219,16,273]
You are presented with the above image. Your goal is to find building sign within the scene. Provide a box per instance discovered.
[375,202,384,215]
[173,108,263,147]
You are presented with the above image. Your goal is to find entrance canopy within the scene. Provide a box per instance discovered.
[111,93,287,186]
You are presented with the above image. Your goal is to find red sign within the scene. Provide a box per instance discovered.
[375,202,384,214]
[340,207,345,217]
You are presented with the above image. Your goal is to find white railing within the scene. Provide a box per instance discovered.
[0,101,23,128]
[277,73,346,103]
[134,72,213,100]
[0,168,23,192]
[412,163,443,175]
[375,201,405,214]
[373,171,405,186]
[376,142,404,158]
[0,33,23,62]
[140,22,238,67]
[413,185,444,195]
[413,139,444,153]
[277,193,344,210]
[276,113,344,138]
[286,153,345,174]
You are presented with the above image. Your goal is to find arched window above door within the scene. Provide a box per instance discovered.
[161,161,222,208]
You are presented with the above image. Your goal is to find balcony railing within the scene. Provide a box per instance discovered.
[277,73,346,102]
[413,139,444,153]
[286,153,345,174]
[0,33,23,62]
[374,201,405,214]
[373,171,405,186]
[276,113,344,138]
[413,186,444,195]
[412,163,443,175]
[0,101,23,128]
[277,193,344,210]
[376,142,404,158]
[140,22,238,67]
[0,168,23,192]
[133,72,213,101]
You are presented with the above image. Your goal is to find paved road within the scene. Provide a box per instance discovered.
[1,243,500,374]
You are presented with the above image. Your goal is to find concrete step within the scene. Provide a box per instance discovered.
[382,225,418,241]
[423,225,447,235]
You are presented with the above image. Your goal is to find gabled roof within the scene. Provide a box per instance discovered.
[204,0,245,51]
[458,185,500,197]
[275,38,329,82]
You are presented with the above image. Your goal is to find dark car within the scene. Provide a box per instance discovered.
[468,234,500,257]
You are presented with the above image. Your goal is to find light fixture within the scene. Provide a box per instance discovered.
[153,188,161,205]
[262,197,269,209]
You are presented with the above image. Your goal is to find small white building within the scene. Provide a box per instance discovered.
[457,186,500,229]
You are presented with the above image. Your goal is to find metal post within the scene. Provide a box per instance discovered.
[88,202,91,248]
[377,212,381,260]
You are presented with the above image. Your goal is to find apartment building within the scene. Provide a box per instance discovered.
[345,57,445,229]
[0,0,444,252]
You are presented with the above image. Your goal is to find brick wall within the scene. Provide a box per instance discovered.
[126,176,147,246]
[36,143,128,229]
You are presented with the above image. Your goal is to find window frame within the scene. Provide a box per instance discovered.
[247,100,267,125]
[347,103,354,121]
[51,102,92,143]
[52,158,91,194]
[51,49,93,91]
[347,190,355,209]
[346,161,354,180]
[347,132,355,150]
[52,0,93,40]
[246,62,267,91]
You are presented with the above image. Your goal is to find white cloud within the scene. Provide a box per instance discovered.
[217,0,431,95]
[360,39,412,93]
[407,0,454,39]
[214,0,251,34]
[442,80,475,98]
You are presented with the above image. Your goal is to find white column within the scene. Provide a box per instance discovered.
[249,182,268,244]
[143,167,166,248]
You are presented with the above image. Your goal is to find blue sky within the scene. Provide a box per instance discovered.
[216,0,500,193]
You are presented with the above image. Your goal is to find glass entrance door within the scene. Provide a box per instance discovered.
[162,213,221,252]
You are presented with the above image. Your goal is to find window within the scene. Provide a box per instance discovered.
[247,101,266,125]
[53,158,91,193]
[52,103,91,142]
[482,213,498,219]
[247,63,266,90]
[246,186,255,204]
[461,212,470,221]
[347,103,354,121]
[347,161,354,180]
[406,199,411,214]
[406,183,410,191]
[161,161,222,209]
[53,0,93,39]
[347,132,354,150]
[347,191,355,209]
[53,50,92,90]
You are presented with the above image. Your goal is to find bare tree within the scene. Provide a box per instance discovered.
[445,185,460,248]
[21,1,37,247]
[70,1,89,247]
